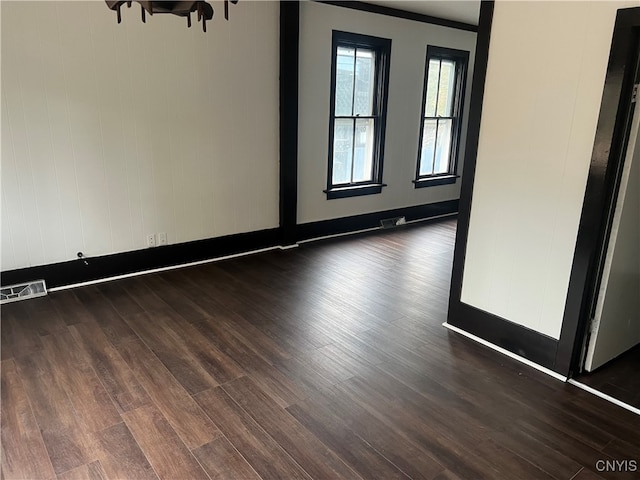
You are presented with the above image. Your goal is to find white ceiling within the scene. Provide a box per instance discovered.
[363,1,480,26]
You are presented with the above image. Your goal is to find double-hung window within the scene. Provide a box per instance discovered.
[326,31,391,199]
[415,46,469,187]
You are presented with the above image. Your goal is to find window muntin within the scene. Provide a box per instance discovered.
[416,47,469,184]
[326,31,391,199]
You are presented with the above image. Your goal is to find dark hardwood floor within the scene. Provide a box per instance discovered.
[578,345,640,409]
[2,218,639,480]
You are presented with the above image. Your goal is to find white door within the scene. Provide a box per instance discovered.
[585,95,640,372]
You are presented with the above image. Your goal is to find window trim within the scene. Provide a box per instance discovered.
[414,45,469,188]
[325,30,392,199]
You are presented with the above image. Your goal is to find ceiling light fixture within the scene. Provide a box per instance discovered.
[105,1,238,32]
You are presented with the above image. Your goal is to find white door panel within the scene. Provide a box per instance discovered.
[585,100,640,372]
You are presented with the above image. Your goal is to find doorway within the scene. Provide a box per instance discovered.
[583,88,640,374]
[576,70,640,408]
[569,14,640,411]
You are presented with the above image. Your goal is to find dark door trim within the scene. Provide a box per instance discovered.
[448,4,640,375]
[555,7,640,376]
[279,0,300,246]
[447,1,494,310]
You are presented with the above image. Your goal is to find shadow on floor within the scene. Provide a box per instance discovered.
[577,344,640,409]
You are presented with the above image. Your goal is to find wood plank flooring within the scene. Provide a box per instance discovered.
[2,218,639,479]
[578,345,640,409]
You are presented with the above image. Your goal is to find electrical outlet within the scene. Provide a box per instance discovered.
[157,232,167,246]
[146,234,156,248]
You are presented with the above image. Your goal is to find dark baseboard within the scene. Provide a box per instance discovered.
[1,228,280,289]
[296,200,459,241]
[448,301,558,371]
[2,201,457,290]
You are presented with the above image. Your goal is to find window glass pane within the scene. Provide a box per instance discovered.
[419,119,437,176]
[332,118,354,184]
[352,118,375,182]
[335,47,355,116]
[424,59,440,117]
[436,60,456,117]
[434,119,452,174]
[353,49,375,116]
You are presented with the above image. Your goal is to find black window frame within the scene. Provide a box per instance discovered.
[325,30,392,200]
[414,45,469,188]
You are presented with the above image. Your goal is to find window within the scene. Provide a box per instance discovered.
[415,46,469,187]
[326,31,391,199]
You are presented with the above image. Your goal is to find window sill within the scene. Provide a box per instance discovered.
[413,175,458,188]
[324,183,387,199]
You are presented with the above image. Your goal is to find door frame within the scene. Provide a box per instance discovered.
[277,0,479,246]
[556,7,640,376]
[585,99,640,372]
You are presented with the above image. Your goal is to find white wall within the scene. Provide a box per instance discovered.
[1,0,279,271]
[297,1,476,224]
[460,1,638,339]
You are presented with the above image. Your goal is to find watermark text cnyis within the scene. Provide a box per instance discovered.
[595,459,637,473]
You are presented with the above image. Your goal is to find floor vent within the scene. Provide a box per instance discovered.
[1,280,48,304]
[380,216,407,229]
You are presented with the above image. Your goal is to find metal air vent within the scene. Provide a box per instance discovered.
[0,280,48,304]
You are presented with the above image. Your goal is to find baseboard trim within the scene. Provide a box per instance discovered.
[568,379,640,416]
[443,322,567,382]
[47,245,282,293]
[296,200,459,242]
[2,201,459,290]
[1,228,280,289]
[298,226,380,245]
[447,301,558,371]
